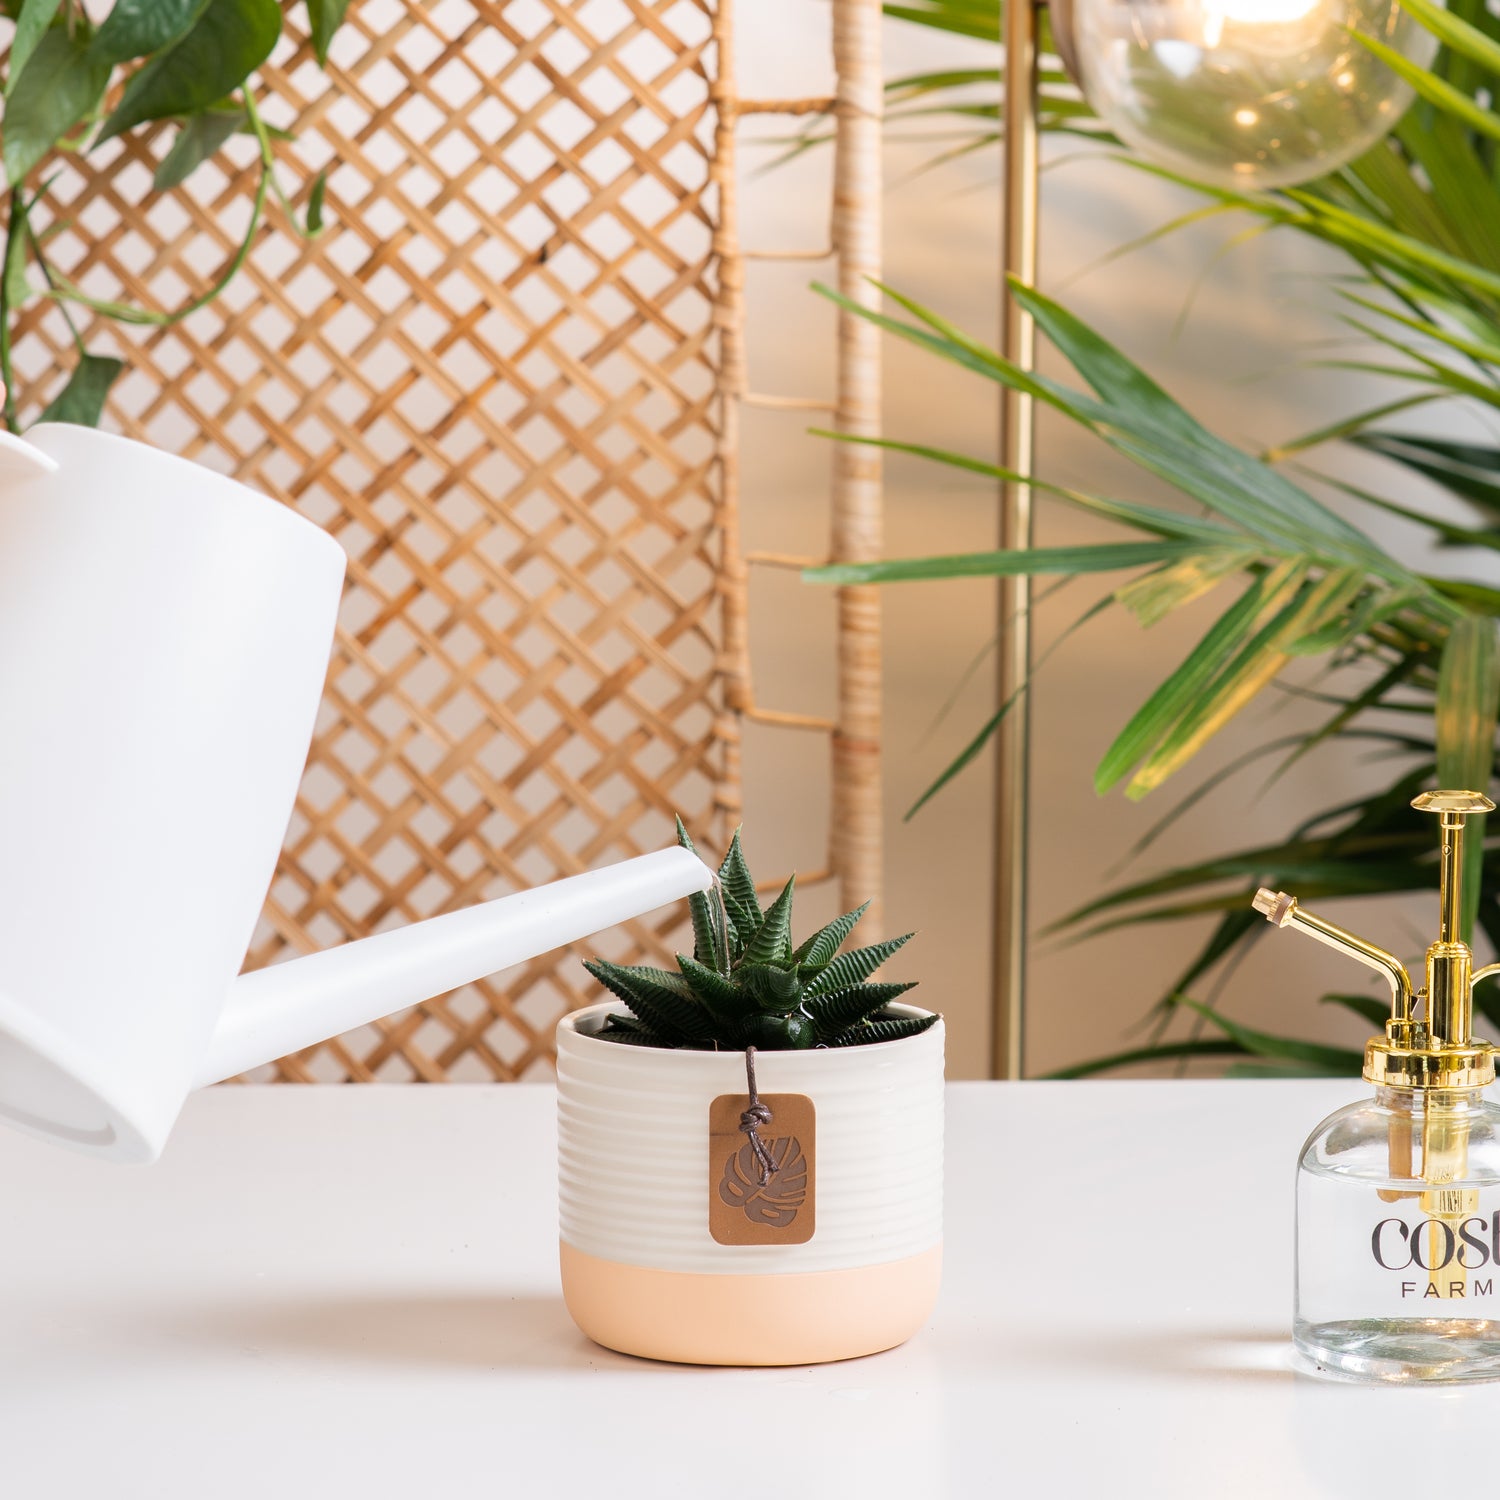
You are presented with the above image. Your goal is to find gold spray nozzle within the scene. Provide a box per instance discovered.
[1251,885,1414,1019]
[1252,789,1497,1092]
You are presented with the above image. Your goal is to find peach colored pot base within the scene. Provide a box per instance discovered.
[560,1240,943,1366]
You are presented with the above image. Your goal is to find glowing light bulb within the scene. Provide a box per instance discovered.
[1066,0,1439,190]
[1215,0,1321,21]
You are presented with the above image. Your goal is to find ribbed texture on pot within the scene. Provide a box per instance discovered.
[557,1002,944,1275]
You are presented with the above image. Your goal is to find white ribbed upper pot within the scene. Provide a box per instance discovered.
[557,1002,944,1275]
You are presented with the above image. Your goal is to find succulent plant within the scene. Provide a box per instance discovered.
[583,820,936,1051]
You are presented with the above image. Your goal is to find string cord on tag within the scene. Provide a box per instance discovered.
[740,1046,778,1186]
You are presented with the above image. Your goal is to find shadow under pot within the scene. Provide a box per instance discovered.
[556,1000,944,1366]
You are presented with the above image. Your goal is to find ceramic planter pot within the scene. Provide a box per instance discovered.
[557,1000,944,1366]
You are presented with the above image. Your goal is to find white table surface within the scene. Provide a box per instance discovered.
[1,1078,1487,1499]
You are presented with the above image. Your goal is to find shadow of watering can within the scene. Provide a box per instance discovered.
[0,425,713,1162]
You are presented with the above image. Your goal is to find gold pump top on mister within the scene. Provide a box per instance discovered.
[1254,789,1500,1092]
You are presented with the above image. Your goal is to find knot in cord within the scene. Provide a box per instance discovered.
[739,1046,778,1186]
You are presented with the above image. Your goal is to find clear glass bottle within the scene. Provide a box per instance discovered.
[1257,790,1500,1384]
[1296,1085,1500,1381]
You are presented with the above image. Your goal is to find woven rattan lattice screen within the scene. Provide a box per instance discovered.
[6,0,733,1080]
[4,0,884,1082]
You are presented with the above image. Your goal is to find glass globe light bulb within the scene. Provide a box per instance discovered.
[1062,0,1439,190]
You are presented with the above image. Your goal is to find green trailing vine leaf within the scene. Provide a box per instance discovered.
[5,0,62,95]
[152,104,245,191]
[304,165,328,235]
[4,25,109,185]
[88,0,213,67]
[305,0,350,66]
[0,0,345,430]
[96,0,282,145]
[39,352,123,426]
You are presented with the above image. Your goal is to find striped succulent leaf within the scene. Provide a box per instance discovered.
[805,980,919,1042]
[803,933,914,999]
[741,874,796,965]
[833,1015,938,1047]
[716,828,763,935]
[792,900,870,969]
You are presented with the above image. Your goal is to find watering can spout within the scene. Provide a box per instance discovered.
[193,847,713,1087]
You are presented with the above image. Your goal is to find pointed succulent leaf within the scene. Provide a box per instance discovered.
[600,1011,648,1033]
[583,958,706,1041]
[741,874,796,965]
[596,1012,679,1048]
[831,1013,938,1047]
[741,963,804,1015]
[595,1024,677,1048]
[792,900,870,969]
[803,932,913,998]
[806,981,918,1041]
[677,816,735,970]
[716,828,762,933]
[686,889,730,973]
[675,952,753,1024]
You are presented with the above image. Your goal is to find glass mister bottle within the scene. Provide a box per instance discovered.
[1258,789,1500,1383]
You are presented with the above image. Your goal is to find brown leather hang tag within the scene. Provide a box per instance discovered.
[708,1092,816,1246]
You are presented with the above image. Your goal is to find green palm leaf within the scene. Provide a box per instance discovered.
[1436,615,1500,938]
[1174,996,1364,1074]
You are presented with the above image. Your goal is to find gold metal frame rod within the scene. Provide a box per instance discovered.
[992,0,1041,1080]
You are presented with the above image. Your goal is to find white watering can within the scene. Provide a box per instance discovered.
[0,424,712,1163]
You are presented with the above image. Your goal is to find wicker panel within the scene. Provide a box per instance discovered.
[7,0,731,1080]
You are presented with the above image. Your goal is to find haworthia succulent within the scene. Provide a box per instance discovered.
[585,829,932,1051]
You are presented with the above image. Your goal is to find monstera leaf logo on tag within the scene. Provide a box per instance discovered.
[708,1091,816,1245]
[719,1135,808,1229]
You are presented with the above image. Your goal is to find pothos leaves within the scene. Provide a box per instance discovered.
[39,352,123,426]
[97,0,282,145]
[153,103,245,191]
[4,24,108,184]
[305,0,350,66]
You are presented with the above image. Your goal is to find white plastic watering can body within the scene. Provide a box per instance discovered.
[0,425,712,1163]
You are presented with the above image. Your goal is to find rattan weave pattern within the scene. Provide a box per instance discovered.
[7,0,731,1080]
